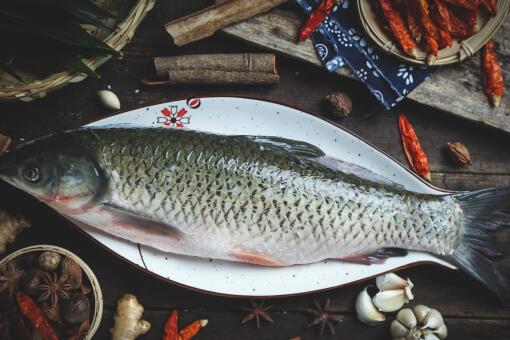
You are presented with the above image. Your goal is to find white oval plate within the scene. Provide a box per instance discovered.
[79,97,455,297]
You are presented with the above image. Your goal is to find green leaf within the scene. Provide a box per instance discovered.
[0,14,120,56]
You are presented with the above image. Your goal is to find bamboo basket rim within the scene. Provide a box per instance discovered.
[357,0,509,66]
[0,245,103,340]
[0,0,156,102]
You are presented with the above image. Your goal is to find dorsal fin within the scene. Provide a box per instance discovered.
[247,136,325,158]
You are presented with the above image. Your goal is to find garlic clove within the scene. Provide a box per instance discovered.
[396,308,417,329]
[421,308,444,330]
[372,289,408,313]
[404,284,414,300]
[355,287,385,325]
[98,90,121,110]
[433,323,448,339]
[390,320,409,338]
[376,273,410,291]
[413,304,431,324]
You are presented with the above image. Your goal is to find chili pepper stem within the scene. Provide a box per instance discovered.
[492,95,502,108]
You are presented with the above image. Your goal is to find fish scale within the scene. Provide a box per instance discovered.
[86,128,464,264]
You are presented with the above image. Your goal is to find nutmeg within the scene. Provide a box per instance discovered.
[38,251,62,271]
[447,142,471,165]
[59,257,82,289]
[20,269,45,299]
[325,92,352,117]
[62,294,90,325]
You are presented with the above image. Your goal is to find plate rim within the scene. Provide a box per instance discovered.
[71,96,458,298]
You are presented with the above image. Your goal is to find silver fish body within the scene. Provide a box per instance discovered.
[1,127,509,302]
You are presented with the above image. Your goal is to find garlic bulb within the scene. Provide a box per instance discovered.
[355,287,385,325]
[390,306,447,340]
[98,90,121,110]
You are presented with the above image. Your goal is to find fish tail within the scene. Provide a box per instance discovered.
[451,187,510,305]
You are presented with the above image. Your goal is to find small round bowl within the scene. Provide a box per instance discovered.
[357,0,509,66]
[0,245,103,340]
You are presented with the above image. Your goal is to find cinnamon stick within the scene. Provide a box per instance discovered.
[167,70,279,85]
[165,0,288,47]
[154,53,276,77]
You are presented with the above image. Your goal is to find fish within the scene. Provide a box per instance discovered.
[0,127,509,302]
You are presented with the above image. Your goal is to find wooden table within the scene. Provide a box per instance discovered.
[1,1,509,339]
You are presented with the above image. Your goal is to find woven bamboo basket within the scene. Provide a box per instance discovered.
[358,0,509,66]
[0,245,103,340]
[0,0,156,102]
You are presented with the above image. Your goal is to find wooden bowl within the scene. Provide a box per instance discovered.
[0,0,156,102]
[357,0,509,65]
[0,245,103,340]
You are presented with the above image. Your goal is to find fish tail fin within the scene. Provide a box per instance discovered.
[451,187,510,305]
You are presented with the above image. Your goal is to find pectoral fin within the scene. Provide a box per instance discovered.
[336,248,408,265]
[100,204,182,239]
[230,249,285,267]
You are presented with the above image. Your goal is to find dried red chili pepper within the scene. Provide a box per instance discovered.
[480,0,498,16]
[179,319,208,340]
[437,28,453,49]
[460,8,480,33]
[442,0,478,10]
[163,311,179,340]
[398,114,431,182]
[416,0,439,60]
[299,0,340,42]
[482,39,504,107]
[430,0,452,32]
[403,1,422,43]
[379,0,417,56]
[16,293,58,340]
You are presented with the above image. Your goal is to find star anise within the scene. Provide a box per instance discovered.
[37,272,73,307]
[302,299,343,335]
[0,263,23,298]
[241,300,274,329]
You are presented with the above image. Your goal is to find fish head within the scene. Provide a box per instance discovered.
[0,132,105,213]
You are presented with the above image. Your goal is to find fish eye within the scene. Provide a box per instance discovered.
[22,164,41,183]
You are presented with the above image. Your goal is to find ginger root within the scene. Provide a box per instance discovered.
[111,294,151,340]
[0,210,30,254]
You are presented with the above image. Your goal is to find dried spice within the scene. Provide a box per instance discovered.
[303,299,343,335]
[241,300,274,329]
[416,0,439,61]
[163,311,179,340]
[62,294,90,325]
[482,39,504,107]
[447,142,472,165]
[480,0,498,16]
[16,292,58,340]
[299,0,340,42]
[379,0,417,56]
[403,1,422,43]
[59,257,83,290]
[325,92,352,117]
[179,319,208,340]
[37,272,73,307]
[398,114,431,181]
[65,319,90,340]
[41,302,63,324]
[442,0,478,10]
[38,251,62,272]
[430,0,452,33]
[21,268,46,299]
[0,263,23,298]
[163,310,207,340]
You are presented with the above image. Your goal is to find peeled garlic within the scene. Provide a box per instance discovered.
[98,90,121,110]
[372,289,410,313]
[376,273,411,291]
[422,309,444,330]
[355,287,385,325]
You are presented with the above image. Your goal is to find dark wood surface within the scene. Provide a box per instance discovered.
[1,1,510,339]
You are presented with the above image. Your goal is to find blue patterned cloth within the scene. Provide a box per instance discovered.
[295,0,435,109]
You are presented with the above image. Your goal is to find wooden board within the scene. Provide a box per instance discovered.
[221,8,510,133]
